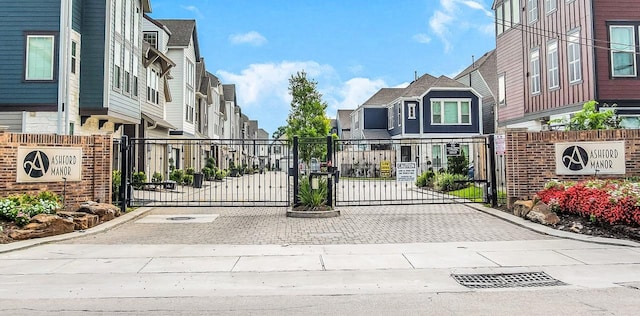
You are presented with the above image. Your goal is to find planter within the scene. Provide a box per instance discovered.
[193,173,204,188]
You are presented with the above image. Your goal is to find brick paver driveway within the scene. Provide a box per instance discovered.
[62,204,554,245]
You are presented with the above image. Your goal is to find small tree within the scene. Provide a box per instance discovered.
[553,100,619,130]
[285,71,331,164]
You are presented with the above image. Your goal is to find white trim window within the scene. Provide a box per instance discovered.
[124,48,131,94]
[124,0,132,41]
[115,0,122,34]
[397,104,402,127]
[431,145,443,169]
[133,58,139,97]
[25,35,55,81]
[186,59,195,88]
[512,0,520,25]
[530,47,541,95]
[567,29,582,83]
[431,100,472,125]
[113,42,121,89]
[146,68,159,104]
[544,0,556,14]
[388,106,394,129]
[498,74,506,106]
[186,88,194,123]
[610,25,637,77]
[408,103,416,119]
[71,40,77,75]
[547,40,559,89]
[133,4,140,47]
[496,4,504,35]
[527,0,538,24]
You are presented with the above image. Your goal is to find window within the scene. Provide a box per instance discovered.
[610,26,637,77]
[504,1,511,31]
[498,74,506,106]
[125,0,131,41]
[408,103,416,119]
[512,0,520,25]
[71,41,77,74]
[530,48,541,94]
[388,106,394,129]
[25,35,55,81]
[527,0,538,23]
[186,89,194,122]
[431,100,472,125]
[113,42,121,89]
[115,0,122,34]
[186,59,194,87]
[146,68,159,104]
[133,58,139,97]
[124,49,130,93]
[397,104,402,127]
[134,6,140,47]
[432,145,443,169]
[547,40,559,89]
[545,0,556,14]
[567,29,582,83]
[143,32,157,49]
[620,116,640,129]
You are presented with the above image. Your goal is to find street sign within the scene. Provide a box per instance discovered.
[396,162,416,182]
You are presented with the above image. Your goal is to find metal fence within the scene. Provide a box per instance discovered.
[332,137,498,206]
[118,137,291,207]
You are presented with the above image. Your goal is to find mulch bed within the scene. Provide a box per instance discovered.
[553,212,640,242]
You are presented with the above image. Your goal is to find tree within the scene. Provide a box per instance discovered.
[553,100,619,130]
[285,71,330,163]
[272,126,287,139]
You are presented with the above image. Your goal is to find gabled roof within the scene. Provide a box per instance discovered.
[223,84,236,103]
[156,19,200,60]
[362,88,404,106]
[337,109,352,129]
[206,71,220,86]
[142,0,152,13]
[454,50,498,101]
[401,74,439,97]
[363,129,390,140]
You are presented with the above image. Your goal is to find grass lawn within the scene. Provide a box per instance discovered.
[448,186,506,203]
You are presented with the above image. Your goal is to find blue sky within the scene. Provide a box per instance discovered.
[149,0,496,136]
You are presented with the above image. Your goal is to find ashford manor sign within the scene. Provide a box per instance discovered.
[17,147,83,182]
[555,141,625,175]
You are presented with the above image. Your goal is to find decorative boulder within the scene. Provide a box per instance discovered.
[8,214,75,240]
[76,201,122,222]
[57,211,99,230]
[525,201,560,226]
[513,200,535,218]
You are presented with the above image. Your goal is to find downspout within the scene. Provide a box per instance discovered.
[64,0,72,134]
[57,0,68,134]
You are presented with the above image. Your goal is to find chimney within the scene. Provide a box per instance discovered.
[414,71,418,81]
[472,55,476,68]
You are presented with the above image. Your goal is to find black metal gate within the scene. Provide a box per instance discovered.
[331,136,505,206]
[118,137,291,207]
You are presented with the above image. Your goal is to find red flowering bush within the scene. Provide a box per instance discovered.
[536,179,640,227]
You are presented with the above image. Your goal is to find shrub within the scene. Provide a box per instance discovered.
[215,169,226,180]
[416,170,435,188]
[447,155,469,176]
[169,169,185,184]
[0,192,61,227]
[132,171,147,189]
[202,167,215,180]
[183,174,194,185]
[152,172,163,183]
[185,168,195,175]
[298,176,327,209]
[433,172,469,192]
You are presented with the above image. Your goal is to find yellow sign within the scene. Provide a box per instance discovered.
[380,160,391,177]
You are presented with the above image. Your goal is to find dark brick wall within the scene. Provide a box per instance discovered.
[0,131,112,208]
[505,128,640,207]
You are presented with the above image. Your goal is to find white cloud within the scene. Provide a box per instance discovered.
[427,0,494,52]
[229,31,268,46]
[217,61,334,108]
[412,33,432,44]
[180,5,203,18]
[335,78,387,110]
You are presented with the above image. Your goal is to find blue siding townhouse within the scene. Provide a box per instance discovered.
[346,74,483,171]
[0,0,151,136]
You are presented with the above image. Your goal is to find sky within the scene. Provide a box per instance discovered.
[149,0,496,136]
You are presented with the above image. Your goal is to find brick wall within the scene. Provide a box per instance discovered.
[505,128,640,207]
[0,131,113,209]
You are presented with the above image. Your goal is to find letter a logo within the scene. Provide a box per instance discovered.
[23,150,50,178]
[562,146,588,171]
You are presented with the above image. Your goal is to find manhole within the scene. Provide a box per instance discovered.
[451,272,566,289]
[166,216,196,221]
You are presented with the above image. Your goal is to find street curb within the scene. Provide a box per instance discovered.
[468,203,640,248]
[0,206,155,254]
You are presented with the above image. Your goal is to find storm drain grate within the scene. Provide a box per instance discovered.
[451,272,566,289]
[166,216,196,221]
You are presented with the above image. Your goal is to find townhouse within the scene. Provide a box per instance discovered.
[493,0,640,130]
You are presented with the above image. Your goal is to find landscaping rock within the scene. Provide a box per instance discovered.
[76,201,122,222]
[525,201,560,226]
[8,214,74,240]
[57,211,99,230]
[513,200,535,217]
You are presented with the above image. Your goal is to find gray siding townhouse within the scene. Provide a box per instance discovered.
[454,50,498,134]
[0,0,151,136]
